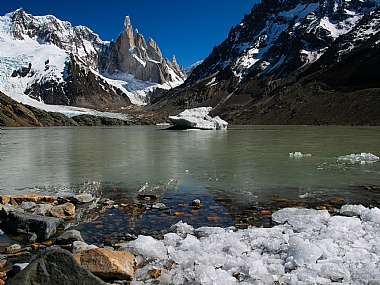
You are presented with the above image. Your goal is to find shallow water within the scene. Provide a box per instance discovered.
[1,125,380,201]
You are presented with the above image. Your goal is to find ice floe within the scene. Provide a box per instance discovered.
[338,152,379,164]
[289,151,311,157]
[168,107,228,130]
[122,205,380,284]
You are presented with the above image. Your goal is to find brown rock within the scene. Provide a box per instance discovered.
[6,244,22,254]
[73,248,135,280]
[148,268,161,278]
[260,210,272,215]
[0,194,55,205]
[49,203,75,220]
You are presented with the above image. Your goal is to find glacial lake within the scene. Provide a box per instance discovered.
[1,125,380,205]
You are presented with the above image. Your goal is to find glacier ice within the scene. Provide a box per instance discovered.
[338,152,379,164]
[122,205,380,284]
[168,107,228,130]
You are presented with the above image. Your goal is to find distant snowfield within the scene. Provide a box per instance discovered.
[121,205,380,284]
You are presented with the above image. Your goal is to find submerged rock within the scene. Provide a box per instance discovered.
[168,107,228,130]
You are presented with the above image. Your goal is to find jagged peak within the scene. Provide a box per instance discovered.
[122,15,133,33]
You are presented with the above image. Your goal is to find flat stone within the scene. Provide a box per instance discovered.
[69,194,95,204]
[33,204,53,216]
[0,194,55,205]
[73,248,135,280]
[55,229,84,245]
[49,203,75,220]
[2,211,63,241]
[6,247,106,285]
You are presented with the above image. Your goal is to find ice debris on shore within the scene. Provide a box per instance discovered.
[338,152,379,164]
[122,205,380,284]
[168,107,228,130]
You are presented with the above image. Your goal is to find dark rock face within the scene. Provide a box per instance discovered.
[147,0,380,125]
[0,91,167,127]
[2,211,63,241]
[7,247,106,285]
[23,54,132,109]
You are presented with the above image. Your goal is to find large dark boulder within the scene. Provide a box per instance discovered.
[7,247,106,285]
[2,211,63,241]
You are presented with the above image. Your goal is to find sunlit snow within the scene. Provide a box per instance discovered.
[0,9,185,116]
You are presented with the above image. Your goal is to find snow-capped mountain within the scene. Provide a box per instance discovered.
[0,8,186,110]
[149,0,380,125]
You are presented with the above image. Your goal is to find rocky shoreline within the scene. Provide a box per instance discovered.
[0,192,223,284]
[1,186,379,284]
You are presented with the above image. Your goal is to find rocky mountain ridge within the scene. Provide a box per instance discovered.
[148,0,380,125]
[0,8,186,111]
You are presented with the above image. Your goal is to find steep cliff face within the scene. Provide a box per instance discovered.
[148,0,380,125]
[0,9,186,111]
[106,16,185,84]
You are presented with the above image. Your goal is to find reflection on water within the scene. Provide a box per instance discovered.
[1,125,380,204]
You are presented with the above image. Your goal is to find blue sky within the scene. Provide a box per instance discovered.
[1,0,258,68]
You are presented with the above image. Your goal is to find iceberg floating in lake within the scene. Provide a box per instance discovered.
[168,107,228,130]
[289,151,311,157]
[338,152,379,164]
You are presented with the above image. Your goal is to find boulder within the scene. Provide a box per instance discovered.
[55,229,84,245]
[73,247,135,280]
[49,203,75,220]
[6,247,106,285]
[1,211,63,241]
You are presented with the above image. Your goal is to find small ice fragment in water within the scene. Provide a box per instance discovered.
[289,151,311,157]
[338,152,379,164]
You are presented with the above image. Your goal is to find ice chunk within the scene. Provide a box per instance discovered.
[289,151,311,157]
[272,208,330,232]
[362,207,380,223]
[168,107,228,130]
[287,236,323,265]
[195,265,237,284]
[340,204,369,217]
[338,152,379,164]
[170,220,194,237]
[119,235,167,261]
[320,262,350,282]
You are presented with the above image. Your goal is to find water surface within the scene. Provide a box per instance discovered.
[1,125,380,204]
